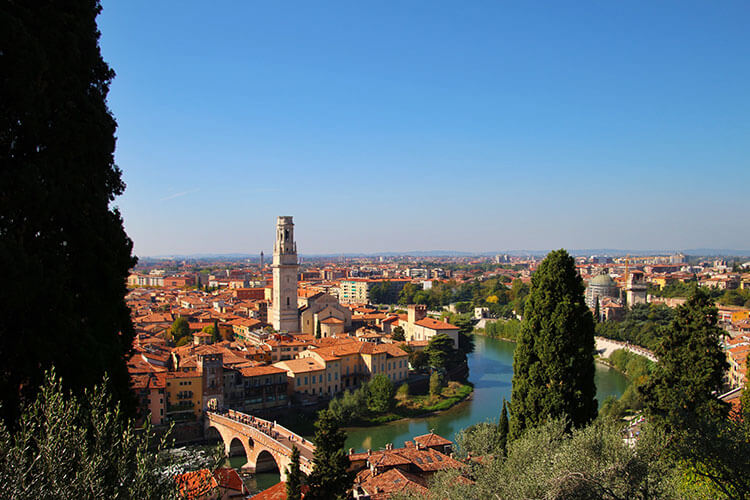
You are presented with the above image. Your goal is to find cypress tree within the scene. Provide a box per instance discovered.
[285,445,303,500]
[498,399,509,456]
[315,319,321,339]
[641,288,728,431]
[306,409,354,500]
[594,297,600,322]
[509,249,597,439]
[0,0,136,424]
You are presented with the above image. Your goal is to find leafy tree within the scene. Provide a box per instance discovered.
[408,350,429,372]
[454,421,504,458]
[510,249,597,439]
[0,370,178,499]
[285,445,303,500]
[306,409,355,500]
[429,371,444,396]
[0,1,137,424]
[367,374,395,413]
[328,386,368,425]
[641,288,728,431]
[396,383,409,400]
[498,399,509,456]
[202,323,220,343]
[171,316,191,343]
[397,419,682,500]
[391,326,406,342]
[425,333,461,370]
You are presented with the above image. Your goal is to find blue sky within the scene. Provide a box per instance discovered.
[99,1,750,256]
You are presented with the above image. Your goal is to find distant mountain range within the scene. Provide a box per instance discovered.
[141,248,750,261]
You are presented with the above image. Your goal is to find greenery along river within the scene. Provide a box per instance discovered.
[344,335,628,452]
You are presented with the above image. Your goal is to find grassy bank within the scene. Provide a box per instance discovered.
[349,381,474,427]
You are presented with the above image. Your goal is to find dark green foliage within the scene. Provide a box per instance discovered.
[368,281,400,304]
[367,374,395,413]
[0,371,177,499]
[598,395,627,420]
[285,445,303,500]
[171,316,191,343]
[315,319,321,339]
[641,288,728,431]
[392,326,406,341]
[510,249,597,439]
[327,385,369,425]
[595,303,676,351]
[498,399,509,456]
[425,333,463,370]
[429,371,444,396]
[0,0,137,424]
[306,409,355,500]
[408,350,429,372]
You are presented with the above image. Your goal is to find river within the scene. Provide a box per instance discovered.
[224,335,628,494]
[344,335,628,452]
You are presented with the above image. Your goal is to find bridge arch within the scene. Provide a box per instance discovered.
[254,449,280,473]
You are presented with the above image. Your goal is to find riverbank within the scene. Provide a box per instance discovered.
[350,381,474,427]
[343,336,628,453]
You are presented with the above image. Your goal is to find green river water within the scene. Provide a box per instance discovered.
[228,335,628,494]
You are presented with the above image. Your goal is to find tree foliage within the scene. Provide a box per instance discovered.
[641,288,728,431]
[596,303,676,351]
[367,374,395,413]
[0,370,177,499]
[510,249,597,439]
[171,316,191,343]
[391,326,406,342]
[424,333,462,371]
[285,445,303,500]
[306,409,355,500]
[0,0,137,424]
[395,419,681,500]
[429,371,444,397]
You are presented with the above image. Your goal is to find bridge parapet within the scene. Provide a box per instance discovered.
[206,410,315,476]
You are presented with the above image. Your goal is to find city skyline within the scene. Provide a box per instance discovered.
[98,1,750,256]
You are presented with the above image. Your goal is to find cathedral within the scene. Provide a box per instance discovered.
[269,216,351,336]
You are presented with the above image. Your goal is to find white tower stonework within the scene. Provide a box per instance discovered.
[271,216,299,332]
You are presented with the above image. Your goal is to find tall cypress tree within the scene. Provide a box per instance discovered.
[498,399,509,456]
[509,249,597,439]
[641,288,728,431]
[0,1,136,424]
[306,409,354,500]
[285,445,303,500]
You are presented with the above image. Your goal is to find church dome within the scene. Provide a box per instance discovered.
[589,274,615,287]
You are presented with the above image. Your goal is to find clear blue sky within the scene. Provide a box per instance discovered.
[98,1,750,256]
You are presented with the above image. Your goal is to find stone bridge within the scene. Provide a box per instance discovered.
[206,409,315,482]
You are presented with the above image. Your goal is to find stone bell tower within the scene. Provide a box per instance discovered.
[271,216,299,332]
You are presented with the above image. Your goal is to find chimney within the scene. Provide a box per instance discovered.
[349,448,354,455]
[367,449,371,456]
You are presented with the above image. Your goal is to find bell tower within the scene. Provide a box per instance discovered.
[271,216,299,332]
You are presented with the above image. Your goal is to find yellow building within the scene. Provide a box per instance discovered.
[274,358,328,396]
[297,338,409,392]
[165,371,203,421]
